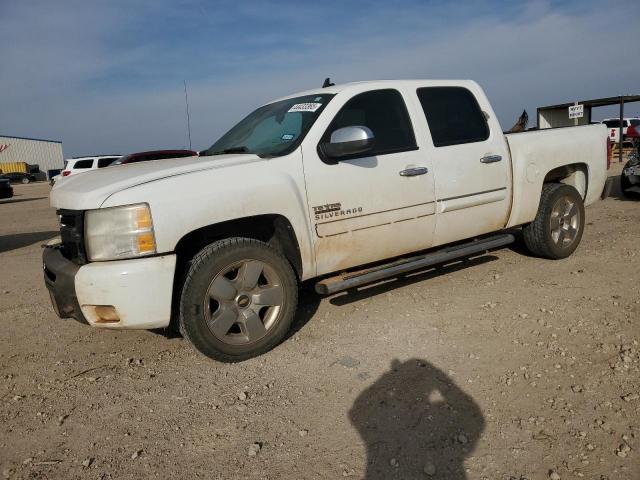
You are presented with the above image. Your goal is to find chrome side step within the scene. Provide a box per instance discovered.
[314,233,515,295]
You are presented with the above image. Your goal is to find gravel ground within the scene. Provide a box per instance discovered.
[0,165,638,480]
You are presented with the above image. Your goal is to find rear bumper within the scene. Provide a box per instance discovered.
[43,247,176,329]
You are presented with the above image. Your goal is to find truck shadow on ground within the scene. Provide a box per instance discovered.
[350,358,485,479]
[0,231,58,254]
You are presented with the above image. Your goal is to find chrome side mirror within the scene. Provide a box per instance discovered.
[322,126,374,160]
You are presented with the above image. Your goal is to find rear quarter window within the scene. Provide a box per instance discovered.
[97,158,116,168]
[416,87,489,147]
[73,159,94,169]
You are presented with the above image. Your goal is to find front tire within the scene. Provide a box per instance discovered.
[522,183,585,259]
[179,237,298,362]
[21,177,30,184]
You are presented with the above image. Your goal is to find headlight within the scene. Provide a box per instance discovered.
[85,203,157,261]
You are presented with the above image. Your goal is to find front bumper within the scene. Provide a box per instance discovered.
[43,246,86,322]
[43,247,176,329]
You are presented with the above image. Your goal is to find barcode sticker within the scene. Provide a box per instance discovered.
[288,103,322,113]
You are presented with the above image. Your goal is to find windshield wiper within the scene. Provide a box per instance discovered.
[201,146,250,156]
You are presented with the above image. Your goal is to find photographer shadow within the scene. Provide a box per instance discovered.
[349,358,485,479]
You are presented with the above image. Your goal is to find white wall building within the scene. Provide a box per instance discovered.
[0,135,64,178]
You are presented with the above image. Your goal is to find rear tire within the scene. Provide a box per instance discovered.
[21,177,30,184]
[179,237,298,362]
[522,183,584,259]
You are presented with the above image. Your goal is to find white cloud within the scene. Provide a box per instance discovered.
[1,0,638,156]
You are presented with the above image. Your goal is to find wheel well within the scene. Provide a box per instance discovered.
[174,215,303,278]
[169,215,303,331]
[543,163,588,199]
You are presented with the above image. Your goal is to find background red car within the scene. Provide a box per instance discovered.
[110,149,198,166]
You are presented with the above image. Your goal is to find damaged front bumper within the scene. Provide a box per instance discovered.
[43,244,177,329]
[43,245,87,323]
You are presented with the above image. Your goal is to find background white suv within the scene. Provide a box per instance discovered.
[602,118,640,144]
[51,155,121,185]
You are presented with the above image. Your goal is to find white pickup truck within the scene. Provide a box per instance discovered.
[44,80,611,361]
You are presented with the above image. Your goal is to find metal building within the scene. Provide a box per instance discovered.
[537,95,640,129]
[0,135,64,179]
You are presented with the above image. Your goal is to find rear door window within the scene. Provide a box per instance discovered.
[416,87,489,147]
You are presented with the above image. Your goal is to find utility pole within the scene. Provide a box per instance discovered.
[184,80,192,150]
[618,96,624,163]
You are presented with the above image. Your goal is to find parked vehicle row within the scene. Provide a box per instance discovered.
[44,79,611,362]
[602,117,640,144]
[51,150,198,185]
[110,150,197,166]
[50,155,121,185]
[0,171,37,184]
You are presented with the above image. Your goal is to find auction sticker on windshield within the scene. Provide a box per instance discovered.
[288,103,322,113]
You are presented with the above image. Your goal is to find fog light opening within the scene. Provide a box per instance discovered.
[92,305,120,323]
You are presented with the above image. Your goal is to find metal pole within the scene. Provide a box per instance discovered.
[619,96,624,163]
[184,80,192,151]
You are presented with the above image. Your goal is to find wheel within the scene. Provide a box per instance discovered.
[179,237,298,362]
[620,161,639,198]
[21,177,30,184]
[522,183,585,259]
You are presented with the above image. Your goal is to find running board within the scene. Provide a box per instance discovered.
[315,233,515,295]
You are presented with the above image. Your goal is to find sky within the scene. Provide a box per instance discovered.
[1,0,639,157]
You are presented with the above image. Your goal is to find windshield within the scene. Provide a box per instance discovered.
[200,94,334,158]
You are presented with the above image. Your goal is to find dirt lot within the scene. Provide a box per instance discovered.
[1,166,638,480]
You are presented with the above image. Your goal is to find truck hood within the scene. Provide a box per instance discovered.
[50,154,262,210]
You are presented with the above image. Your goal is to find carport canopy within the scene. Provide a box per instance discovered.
[537,94,640,163]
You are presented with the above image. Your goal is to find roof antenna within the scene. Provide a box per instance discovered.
[322,77,335,88]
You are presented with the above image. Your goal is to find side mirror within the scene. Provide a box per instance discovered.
[322,126,374,160]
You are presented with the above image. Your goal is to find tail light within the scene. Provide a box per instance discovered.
[606,137,612,170]
[62,170,70,176]
[627,125,639,138]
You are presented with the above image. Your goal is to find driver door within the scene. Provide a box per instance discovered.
[301,88,437,276]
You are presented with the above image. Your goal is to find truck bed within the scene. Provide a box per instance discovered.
[504,124,608,228]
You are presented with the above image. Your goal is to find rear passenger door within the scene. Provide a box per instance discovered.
[301,88,436,275]
[415,86,511,246]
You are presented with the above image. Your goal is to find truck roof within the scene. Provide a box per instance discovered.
[271,79,479,104]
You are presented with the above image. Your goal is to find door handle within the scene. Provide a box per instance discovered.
[399,167,428,177]
[480,155,502,164]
